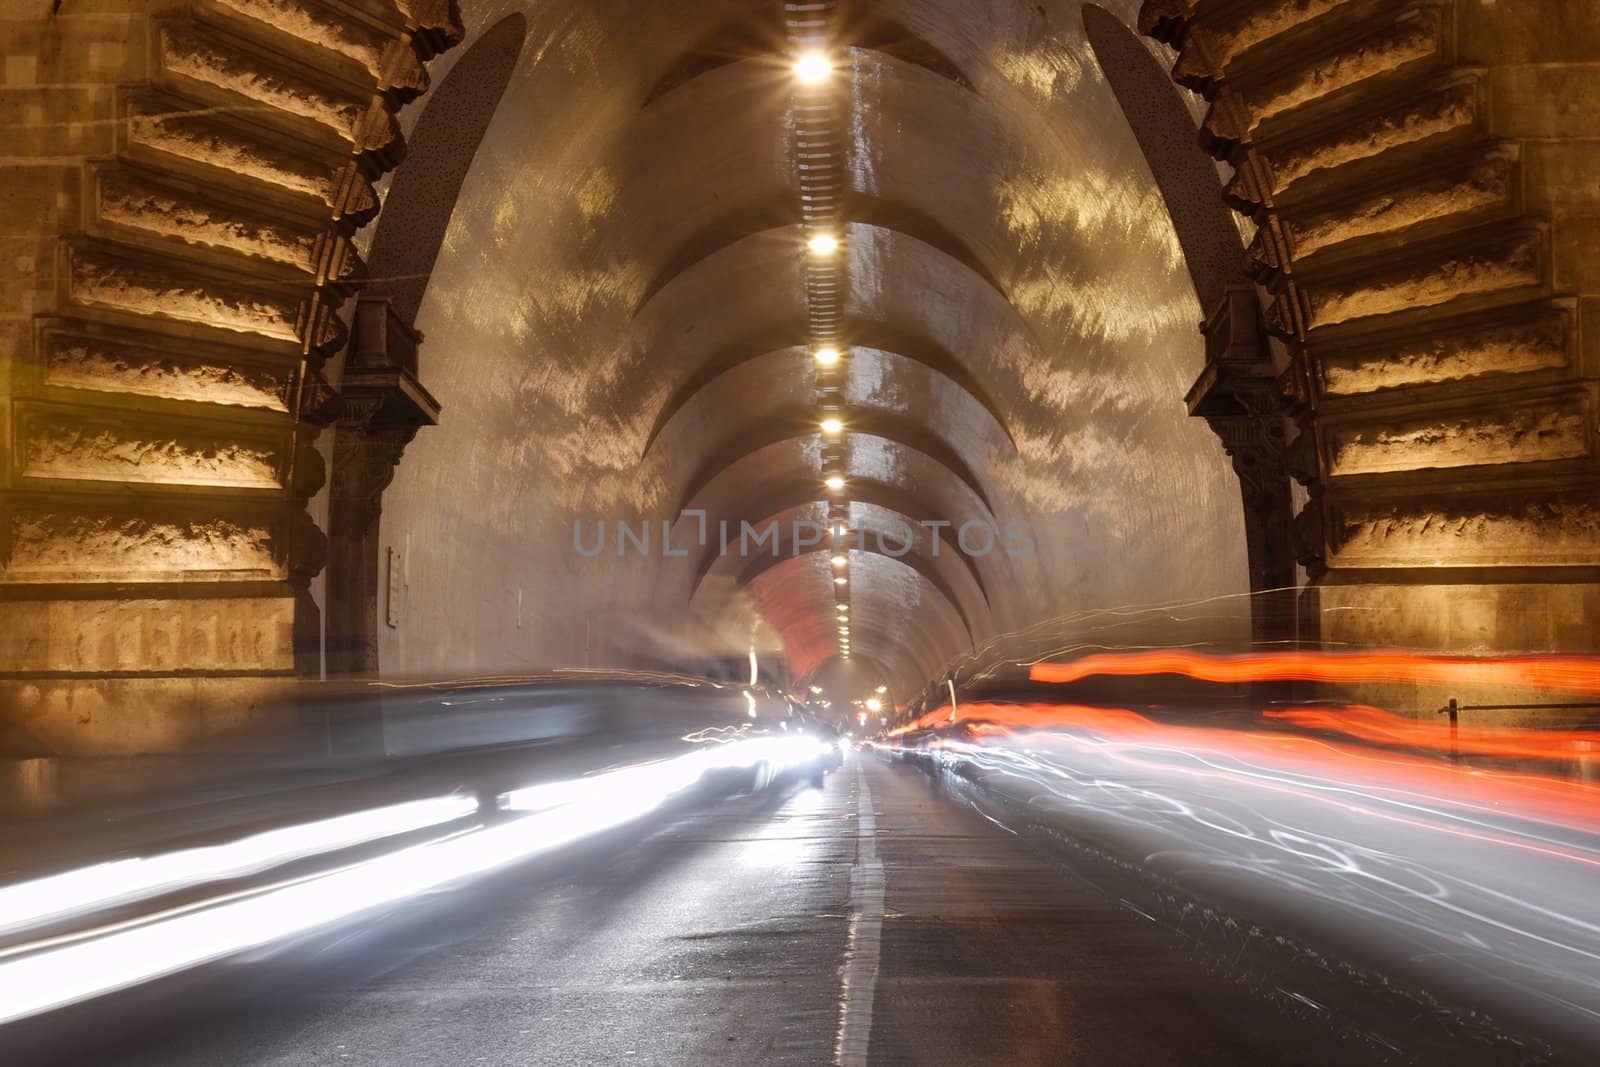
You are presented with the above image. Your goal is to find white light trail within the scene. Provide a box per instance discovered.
[0,794,477,937]
[918,725,1600,1051]
[0,737,831,1025]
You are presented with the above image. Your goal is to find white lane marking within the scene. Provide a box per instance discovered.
[835,760,885,1067]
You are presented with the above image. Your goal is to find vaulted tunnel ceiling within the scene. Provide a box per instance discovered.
[375,0,1250,701]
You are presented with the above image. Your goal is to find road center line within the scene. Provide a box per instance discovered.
[835,759,884,1067]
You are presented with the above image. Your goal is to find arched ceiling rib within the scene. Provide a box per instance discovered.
[626,47,1032,313]
[645,347,1017,572]
[632,225,1024,452]
[673,485,1000,614]
[734,547,981,647]
[675,441,1007,577]
[644,20,977,111]
[675,415,997,518]
[736,549,972,663]
[642,344,1014,457]
[744,553,962,695]
[641,15,788,107]
[679,498,992,646]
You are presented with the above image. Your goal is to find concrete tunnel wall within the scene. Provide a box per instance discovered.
[373,0,1252,696]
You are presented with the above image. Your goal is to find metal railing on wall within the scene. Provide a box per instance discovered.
[1437,698,1600,760]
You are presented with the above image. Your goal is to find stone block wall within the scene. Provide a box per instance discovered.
[0,0,461,754]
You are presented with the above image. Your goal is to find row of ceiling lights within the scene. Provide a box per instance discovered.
[795,53,849,503]
[789,43,853,660]
[809,239,845,493]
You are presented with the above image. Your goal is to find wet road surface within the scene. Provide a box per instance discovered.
[14,755,1493,1065]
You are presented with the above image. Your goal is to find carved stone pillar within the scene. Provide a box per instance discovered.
[1187,287,1301,646]
[0,2,462,753]
[324,296,439,678]
[1143,0,1600,670]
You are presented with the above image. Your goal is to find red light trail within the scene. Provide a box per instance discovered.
[1026,649,1600,694]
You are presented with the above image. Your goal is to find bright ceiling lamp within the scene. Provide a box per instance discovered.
[865,697,882,712]
[806,233,839,255]
[820,416,843,435]
[830,554,847,567]
[793,51,832,85]
[814,346,841,367]
[834,576,847,586]
[824,474,845,491]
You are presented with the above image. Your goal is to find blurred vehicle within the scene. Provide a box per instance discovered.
[790,716,843,787]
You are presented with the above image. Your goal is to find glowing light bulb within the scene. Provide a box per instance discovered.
[820,417,843,435]
[793,52,832,85]
[866,698,882,712]
[830,554,847,567]
[806,233,839,255]
[814,346,841,367]
[834,576,847,585]
[824,475,845,491]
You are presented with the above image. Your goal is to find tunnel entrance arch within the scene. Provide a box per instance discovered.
[1084,4,1300,647]
[6,0,1596,757]
[324,15,528,679]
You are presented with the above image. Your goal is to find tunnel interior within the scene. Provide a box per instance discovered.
[1,0,1598,753]
[366,0,1251,709]
[5,2,1600,1062]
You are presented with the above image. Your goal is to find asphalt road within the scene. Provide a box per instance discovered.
[9,754,1521,1065]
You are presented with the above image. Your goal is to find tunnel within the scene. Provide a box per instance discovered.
[3,0,1600,1063]
[2,0,1597,750]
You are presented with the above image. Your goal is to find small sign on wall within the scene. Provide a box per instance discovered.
[386,546,401,629]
